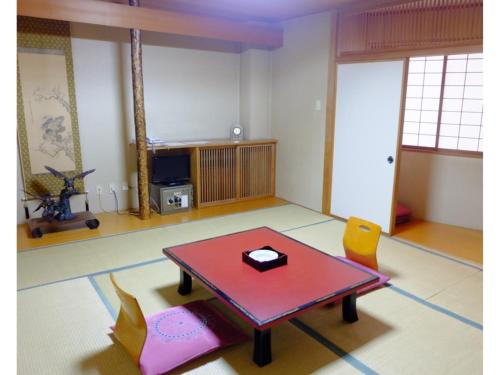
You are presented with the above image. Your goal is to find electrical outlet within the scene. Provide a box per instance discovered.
[96,185,103,194]
[109,183,116,193]
[315,99,322,111]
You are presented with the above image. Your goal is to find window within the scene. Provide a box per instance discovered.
[402,53,483,153]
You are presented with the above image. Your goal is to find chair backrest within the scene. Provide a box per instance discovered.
[109,273,147,364]
[343,217,382,271]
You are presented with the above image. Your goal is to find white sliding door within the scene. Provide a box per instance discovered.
[330,61,404,233]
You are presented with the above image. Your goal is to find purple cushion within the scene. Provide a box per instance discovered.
[336,256,390,295]
[396,214,411,225]
[396,202,412,217]
[139,300,249,375]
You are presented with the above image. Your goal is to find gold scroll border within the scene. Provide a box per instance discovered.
[17,16,84,195]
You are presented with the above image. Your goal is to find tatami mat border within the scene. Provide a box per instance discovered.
[290,318,379,375]
[88,275,117,320]
[387,284,483,330]
[281,218,335,232]
[17,257,168,292]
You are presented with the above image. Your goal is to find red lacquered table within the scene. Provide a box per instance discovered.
[162,227,378,366]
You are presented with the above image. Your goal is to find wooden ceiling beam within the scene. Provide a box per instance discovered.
[17,0,283,49]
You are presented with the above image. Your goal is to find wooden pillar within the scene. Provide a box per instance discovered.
[129,0,150,219]
[321,10,338,215]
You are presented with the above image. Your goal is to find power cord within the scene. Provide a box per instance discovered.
[150,196,160,213]
[112,189,130,215]
[97,190,115,214]
[97,185,155,217]
[128,196,159,216]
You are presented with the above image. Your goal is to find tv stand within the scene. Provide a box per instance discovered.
[142,139,277,208]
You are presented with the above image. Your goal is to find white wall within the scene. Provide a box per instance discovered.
[398,150,483,230]
[71,25,132,216]
[271,12,331,212]
[136,41,241,141]
[240,48,272,139]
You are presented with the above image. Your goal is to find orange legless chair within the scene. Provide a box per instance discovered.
[334,217,389,297]
[343,216,382,271]
[109,273,248,375]
[109,273,147,365]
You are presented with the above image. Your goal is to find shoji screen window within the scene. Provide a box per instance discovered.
[402,53,483,154]
[403,56,444,148]
[440,54,483,152]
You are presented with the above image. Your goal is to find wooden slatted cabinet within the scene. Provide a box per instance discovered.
[197,141,276,207]
[142,139,276,208]
[238,144,275,200]
[199,146,237,205]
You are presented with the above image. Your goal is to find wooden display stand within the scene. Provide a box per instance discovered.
[138,139,277,208]
[27,211,100,238]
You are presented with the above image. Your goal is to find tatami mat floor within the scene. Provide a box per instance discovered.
[17,204,483,374]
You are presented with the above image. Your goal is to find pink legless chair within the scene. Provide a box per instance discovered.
[109,273,248,375]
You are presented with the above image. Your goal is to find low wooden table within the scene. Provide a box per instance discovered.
[27,211,100,238]
[163,227,378,366]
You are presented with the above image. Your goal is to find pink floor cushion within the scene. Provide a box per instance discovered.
[139,300,249,375]
[336,256,390,295]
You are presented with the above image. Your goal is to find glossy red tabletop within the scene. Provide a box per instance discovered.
[163,227,378,328]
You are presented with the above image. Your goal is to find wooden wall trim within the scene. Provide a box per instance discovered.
[389,58,409,235]
[337,0,482,58]
[401,146,483,159]
[321,10,339,215]
[337,43,482,62]
[18,0,283,49]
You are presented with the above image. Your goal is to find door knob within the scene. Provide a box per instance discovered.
[387,156,394,164]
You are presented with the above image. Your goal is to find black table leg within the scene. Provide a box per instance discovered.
[342,294,358,323]
[253,328,272,366]
[177,270,192,295]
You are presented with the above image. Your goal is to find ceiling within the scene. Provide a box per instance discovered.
[102,0,410,23]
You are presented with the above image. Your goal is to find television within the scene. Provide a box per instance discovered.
[152,154,190,186]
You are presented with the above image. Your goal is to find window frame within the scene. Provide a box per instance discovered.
[400,54,483,158]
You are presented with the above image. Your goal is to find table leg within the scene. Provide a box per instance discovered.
[342,294,358,323]
[253,328,272,366]
[177,270,192,295]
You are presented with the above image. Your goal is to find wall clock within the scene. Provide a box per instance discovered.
[230,124,243,141]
